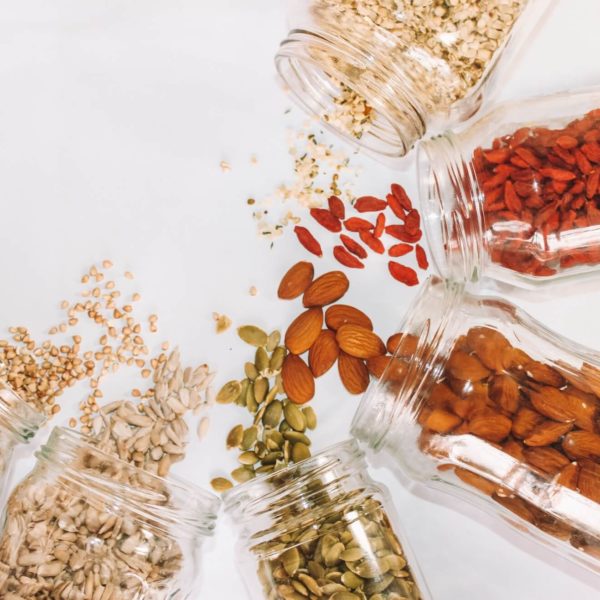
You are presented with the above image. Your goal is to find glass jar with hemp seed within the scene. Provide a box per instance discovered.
[275,0,549,162]
[352,276,600,574]
[418,87,600,287]
[224,439,431,600]
[0,427,220,599]
[0,381,45,507]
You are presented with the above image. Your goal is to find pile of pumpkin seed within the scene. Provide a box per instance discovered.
[254,496,422,600]
[211,325,317,493]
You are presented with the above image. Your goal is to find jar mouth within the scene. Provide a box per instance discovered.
[275,29,425,163]
[418,133,487,284]
[351,276,465,452]
[38,427,220,537]
[0,382,45,443]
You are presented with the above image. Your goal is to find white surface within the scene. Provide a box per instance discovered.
[1,1,600,598]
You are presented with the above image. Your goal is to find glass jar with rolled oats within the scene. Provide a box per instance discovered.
[0,427,220,599]
[0,382,45,508]
[276,0,549,161]
[224,439,432,600]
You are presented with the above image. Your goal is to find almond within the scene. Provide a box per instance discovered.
[447,350,490,382]
[488,374,520,413]
[285,308,323,355]
[308,330,339,377]
[565,387,598,432]
[512,407,544,439]
[494,495,535,523]
[524,447,570,475]
[524,421,573,447]
[525,361,565,387]
[555,462,579,490]
[503,438,526,461]
[278,261,314,300]
[424,409,462,434]
[466,326,510,371]
[502,346,533,371]
[454,467,498,496]
[582,362,600,397]
[338,351,370,394]
[281,354,315,405]
[336,324,385,359]
[428,382,462,410]
[366,355,406,382]
[529,387,577,423]
[325,304,373,331]
[562,431,600,460]
[386,332,418,357]
[468,412,512,443]
[303,271,349,308]
[577,460,600,503]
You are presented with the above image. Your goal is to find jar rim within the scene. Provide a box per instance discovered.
[0,382,45,443]
[37,427,220,537]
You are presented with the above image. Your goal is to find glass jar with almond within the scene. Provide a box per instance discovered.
[276,0,549,161]
[224,439,432,600]
[353,277,600,573]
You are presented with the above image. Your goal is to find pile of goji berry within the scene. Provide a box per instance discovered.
[293,184,428,286]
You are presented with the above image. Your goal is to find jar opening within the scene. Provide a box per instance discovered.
[275,29,425,163]
[37,427,220,537]
[0,382,45,443]
[418,133,488,283]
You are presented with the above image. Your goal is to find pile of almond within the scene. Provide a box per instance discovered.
[416,326,600,557]
[278,261,405,402]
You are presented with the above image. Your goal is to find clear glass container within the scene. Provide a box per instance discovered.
[224,439,431,600]
[419,87,600,287]
[0,381,45,506]
[276,0,548,161]
[0,427,220,599]
[353,276,600,573]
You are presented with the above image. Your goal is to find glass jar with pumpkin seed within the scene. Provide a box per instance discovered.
[224,439,431,600]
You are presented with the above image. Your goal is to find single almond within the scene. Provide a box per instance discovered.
[468,412,512,443]
[488,374,520,413]
[502,346,533,371]
[386,333,419,357]
[524,421,573,447]
[466,326,510,371]
[555,462,579,490]
[303,271,349,308]
[338,351,370,395]
[366,355,406,382]
[281,354,315,405]
[336,324,385,360]
[524,447,570,475]
[454,467,498,497]
[582,362,600,397]
[285,308,323,355]
[308,330,339,377]
[278,261,314,300]
[562,430,600,460]
[494,495,535,523]
[424,409,462,434]
[565,387,598,432]
[577,460,600,503]
[503,438,526,462]
[325,304,373,331]
[529,387,577,423]
[428,382,461,410]
[512,407,545,439]
[447,350,490,382]
[525,361,565,387]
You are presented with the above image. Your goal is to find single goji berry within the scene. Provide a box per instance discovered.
[294,226,322,257]
[340,234,368,259]
[504,180,522,213]
[415,245,429,270]
[333,246,365,269]
[328,195,346,220]
[385,225,422,243]
[404,209,421,234]
[586,170,599,198]
[354,196,388,212]
[386,193,407,220]
[388,261,419,286]
[344,217,374,232]
[374,213,386,238]
[539,168,577,181]
[359,231,385,254]
[390,183,412,210]
[388,243,412,257]
[556,135,579,150]
[310,208,342,232]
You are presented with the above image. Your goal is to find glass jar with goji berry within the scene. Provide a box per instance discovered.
[276,0,549,161]
[352,276,600,574]
[419,87,600,287]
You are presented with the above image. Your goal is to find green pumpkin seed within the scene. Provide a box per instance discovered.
[226,424,244,449]
[330,591,360,600]
[267,330,281,353]
[283,402,306,432]
[216,380,242,404]
[237,325,268,347]
[340,547,364,562]
[231,466,255,483]
[241,426,258,451]
[255,346,270,372]
[246,383,258,413]
[236,378,250,406]
[263,400,283,428]
[210,477,233,493]
[254,377,269,404]
[238,451,260,465]
[270,346,287,372]
[245,362,259,380]
[321,583,347,594]
[283,431,311,445]
[341,571,363,589]
[297,573,321,596]
[364,573,394,595]
[281,547,300,576]
[302,406,317,430]
[292,442,311,463]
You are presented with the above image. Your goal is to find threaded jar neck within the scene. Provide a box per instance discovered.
[351,277,465,461]
[36,427,220,538]
[418,132,488,283]
[0,382,45,444]
[275,28,426,163]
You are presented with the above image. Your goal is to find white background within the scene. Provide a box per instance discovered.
[1,1,600,598]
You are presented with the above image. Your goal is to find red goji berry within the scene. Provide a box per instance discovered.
[328,195,346,220]
[374,213,386,238]
[386,193,407,221]
[388,243,413,258]
[354,196,388,212]
[587,170,599,198]
[504,180,522,213]
[333,246,365,269]
[294,226,322,257]
[359,231,385,254]
[390,183,412,210]
[310,208,342,232]
[539,168,577,182]
[415,245,429,270]
[385,225,422,244]
[340,234,368,259]
[344,217,374,232]
[404,209,421,234]
[388,261,419,286]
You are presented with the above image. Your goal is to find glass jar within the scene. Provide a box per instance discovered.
[352,276,600,573]
[275,0,548,161]
[419,87,600,287]
[0,427,220,599]
[0,381,45,506]
[224,439,431,600]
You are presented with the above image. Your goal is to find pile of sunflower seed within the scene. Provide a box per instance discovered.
[211,325,317,493]
[254,495,422,600]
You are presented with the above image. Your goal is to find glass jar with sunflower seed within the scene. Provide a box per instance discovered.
[224,439,431,600]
